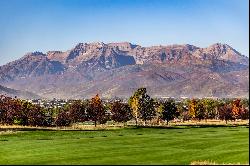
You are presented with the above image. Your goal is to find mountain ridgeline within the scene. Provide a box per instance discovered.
[0,42,249,99]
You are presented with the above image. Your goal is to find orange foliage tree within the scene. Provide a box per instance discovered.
[87,94,107,127]
[231,99,242,120]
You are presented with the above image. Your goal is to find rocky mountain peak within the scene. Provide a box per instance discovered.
[24,51,46,57]
[86,42,106,49]
[47,51,63,55]
[108,42,138,50]
[191,43,248,64]
[184,44,199,51]
[207,43,233,53]
[47,51,67,63]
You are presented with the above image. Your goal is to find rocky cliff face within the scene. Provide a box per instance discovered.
[0,42,248,99]
[0,51,65,81]
[192,43,248,64]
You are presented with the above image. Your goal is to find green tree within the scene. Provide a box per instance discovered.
[129,88,156,126]
[202,99,217,120]
[155,101,164,125]
[196,100,205,121]
[161,99,178,125]
[43,108,54,126]
[139,97,156,125]
[176,101,189,122]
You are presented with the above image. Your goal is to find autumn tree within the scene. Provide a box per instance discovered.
[188,99,197,119]
[55,108,71,126]
[218,104,233,123]
[0,96,50,127]
[239,107,249,120]
[111,101,132,125]
[27,104,47,126]
[239,98,249,120]
[161,99,179,125]
[214,99,225,120]
[231,99,242,120]
[87,94,107,127]
[128,95,139,126]
[0,95,12,124]
[68,100,88,123]
[5,99,26,125]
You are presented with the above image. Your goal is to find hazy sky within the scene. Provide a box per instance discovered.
[0,0,249,65]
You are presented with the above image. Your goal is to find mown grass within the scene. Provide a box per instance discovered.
[0,126,248,165]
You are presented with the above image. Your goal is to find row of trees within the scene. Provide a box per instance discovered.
[0,94,108,127]
[179,97,249,123]
[128,88,248,125]
[0,88,249,127]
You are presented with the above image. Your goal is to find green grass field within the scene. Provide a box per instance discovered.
[0,126,249,165]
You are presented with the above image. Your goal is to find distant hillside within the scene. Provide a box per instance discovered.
[0,42,248,99]
[0,85,40,99]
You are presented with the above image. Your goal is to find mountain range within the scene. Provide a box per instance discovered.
[0,42,249,99]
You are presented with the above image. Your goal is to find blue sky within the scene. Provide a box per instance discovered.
[0,0,249,65]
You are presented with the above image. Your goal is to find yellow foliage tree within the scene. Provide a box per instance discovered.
[129,96,139,126]
[188,99,197,119]
[156,103,164,125]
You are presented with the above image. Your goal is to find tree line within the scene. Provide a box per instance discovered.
[0,88,249,127]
